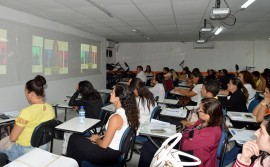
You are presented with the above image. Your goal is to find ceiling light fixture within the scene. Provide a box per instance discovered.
[86,0,113,17]
[215,27,223,35]
[200,19,214,32]
[132,29,137,32]
[241,0,256,9]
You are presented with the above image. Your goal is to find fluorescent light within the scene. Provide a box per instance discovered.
[215,27,223,35]
[200,27,213,32]
[241,0,256,9]
[146,37,151,40]
[132,29,137,32]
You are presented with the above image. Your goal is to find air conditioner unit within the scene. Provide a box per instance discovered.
[193,42,214,49]
[106,41,116,48]
[210,8,230,19]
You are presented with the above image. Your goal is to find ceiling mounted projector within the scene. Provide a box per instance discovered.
[210,8,230,19]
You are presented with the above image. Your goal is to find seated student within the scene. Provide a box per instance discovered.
[68,80,103,119]
[170,69,179,87]
[219,69,230,90]
[253,82,270,122]
[181,66,192,80]
[136,65,146,83]
[144,65,154,86]
[252,71,264,92]
[181,79,220,127]
[67,83,139,166]
[173,70,203,106]
[163,67,173,92]
[205,69,216,80]
[239,71,257,107]
[138,98,224,167]
[129,78,156,124]
[149,73,165,102]
[0,75,55,161]
[233,114,270,167]
[219,78,248,112]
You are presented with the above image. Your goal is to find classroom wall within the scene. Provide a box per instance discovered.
[115,41,270,73]
[0,5,106,112]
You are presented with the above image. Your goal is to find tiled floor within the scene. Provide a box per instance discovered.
[53,109,234,167]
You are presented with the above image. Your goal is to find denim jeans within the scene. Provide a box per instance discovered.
[0,143,34,161]
[0,143,48,161]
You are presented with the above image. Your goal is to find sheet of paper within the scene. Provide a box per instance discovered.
[4,111,19,118]
[162,108,187,117]
[149,119,170,129]
[230,130,256,144]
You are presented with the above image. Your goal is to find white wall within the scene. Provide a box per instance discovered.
[116,41,270,72]
[0,6,106,112]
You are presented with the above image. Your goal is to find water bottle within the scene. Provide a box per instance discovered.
[79,106,85,124]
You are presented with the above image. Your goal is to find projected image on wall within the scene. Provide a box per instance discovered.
[32,35,43,73]
[80,44,97,72]
[0,29,7,74]
[91,45,97,69]
[43,39,68,75]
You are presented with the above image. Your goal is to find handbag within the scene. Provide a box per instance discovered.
[150,133,201,167]
[177,96,191,106]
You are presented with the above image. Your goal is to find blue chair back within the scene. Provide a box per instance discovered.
[81,127,136,167]
[150,105,161,121]
[217,129,228,167]
[248,99,260,113]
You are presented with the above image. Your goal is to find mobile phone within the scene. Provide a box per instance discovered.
[150,129,166,133]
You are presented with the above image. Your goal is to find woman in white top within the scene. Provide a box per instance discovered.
[130,78,157,124]
[239,71,257,107]
[149,73,165,102]
[174,70,203,106]
[67,83,139,166]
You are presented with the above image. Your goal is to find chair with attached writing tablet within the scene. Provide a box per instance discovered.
[134,106,162,154]
[81,127,136,167]
[31,119,58,153]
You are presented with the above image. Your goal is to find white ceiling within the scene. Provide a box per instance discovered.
[0,0,269,42]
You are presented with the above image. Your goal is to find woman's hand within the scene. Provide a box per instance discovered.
[89,134,101,143]
[239,140,260,164]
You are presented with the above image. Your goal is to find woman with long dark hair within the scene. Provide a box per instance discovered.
[67,83,139,165]
[129,77,156,124]
[173,70,204,106]
[239,71,257,107]
[68,80,103,119]
[149,73,165,102]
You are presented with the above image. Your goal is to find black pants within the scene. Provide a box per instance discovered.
[67,134,121,166]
